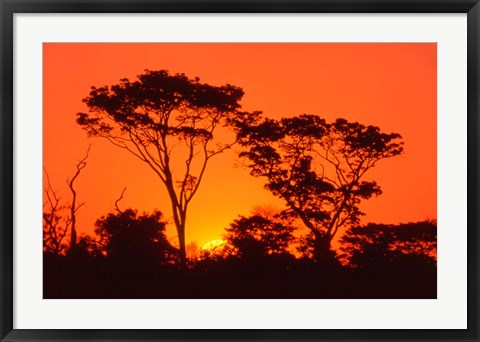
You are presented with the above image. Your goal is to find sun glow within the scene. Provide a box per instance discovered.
[201,239,227,251]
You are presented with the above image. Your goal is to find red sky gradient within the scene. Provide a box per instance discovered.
[43,43,437,249]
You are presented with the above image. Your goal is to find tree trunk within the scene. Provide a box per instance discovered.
[70,226,77,250]
[69,202,77,251]
[164,176,188,268]
[313,234,334,263]
[177,224,187,268]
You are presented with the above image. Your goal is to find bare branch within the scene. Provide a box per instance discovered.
[114,187,127,214]
[66,145,91,250]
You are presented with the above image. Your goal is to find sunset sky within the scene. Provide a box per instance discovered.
[43,43,436,249]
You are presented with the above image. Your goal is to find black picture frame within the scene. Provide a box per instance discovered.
[1,0,479,341]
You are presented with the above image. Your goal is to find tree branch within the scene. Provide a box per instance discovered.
[114,187,127,214]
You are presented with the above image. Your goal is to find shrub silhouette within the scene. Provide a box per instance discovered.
[340,221,437,271]
[224,215,296,259]
[93,208,178,267]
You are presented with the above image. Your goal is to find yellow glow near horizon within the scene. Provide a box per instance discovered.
[201,239,227,251]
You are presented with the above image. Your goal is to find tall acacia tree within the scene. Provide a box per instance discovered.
[236,114,404,258]
[77,70,247,265]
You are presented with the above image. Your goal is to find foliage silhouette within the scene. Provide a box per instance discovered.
[340,220,437,270]
[235,114,404,258]
[224,214,296,259]
[76,69,251,265]
[91,208,178,267]
[44,217,436,299]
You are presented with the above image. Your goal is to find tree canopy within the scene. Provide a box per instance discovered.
[236,114,404,256]
[77,69,249,264]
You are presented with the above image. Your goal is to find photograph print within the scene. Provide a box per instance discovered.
[43,43,437,299]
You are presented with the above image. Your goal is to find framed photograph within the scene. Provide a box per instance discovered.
[1,0,479,341]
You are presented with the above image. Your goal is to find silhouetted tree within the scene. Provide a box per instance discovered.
[339,221,437,270]
[43,146,90,254]
[224,215,296,258]
[236,114,403,258]
[66,145,90,249]
[93,208,178,267]
[43,168,69,255]
[77,70,249,266]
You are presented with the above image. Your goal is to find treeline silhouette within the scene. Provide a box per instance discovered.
[44,69,436,299]
[44,210,436,299]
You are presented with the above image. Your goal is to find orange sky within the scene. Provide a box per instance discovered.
[43,43,437,249]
